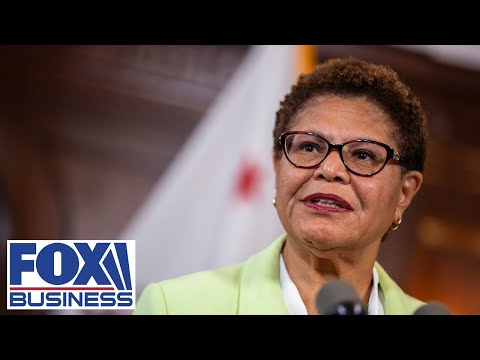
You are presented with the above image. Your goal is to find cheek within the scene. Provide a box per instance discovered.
[357,177,400,212]
[276,161,311,198]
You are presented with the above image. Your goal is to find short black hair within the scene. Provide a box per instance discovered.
[273,57,428,173]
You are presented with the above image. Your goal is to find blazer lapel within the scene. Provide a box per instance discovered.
[237,234,289,314]
[375,262,423,315]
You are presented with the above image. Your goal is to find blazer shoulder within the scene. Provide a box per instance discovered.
[134,262,244,315]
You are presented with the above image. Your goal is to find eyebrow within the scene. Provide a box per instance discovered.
[300,129,378,143]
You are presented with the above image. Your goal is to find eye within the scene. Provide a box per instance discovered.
[299,142,320,152]
[353,150,376,160]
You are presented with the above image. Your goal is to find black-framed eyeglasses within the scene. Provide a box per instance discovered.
[278,131,401,177]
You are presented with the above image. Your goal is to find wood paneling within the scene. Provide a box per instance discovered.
[408,215,480,314]
[0,45,249,314]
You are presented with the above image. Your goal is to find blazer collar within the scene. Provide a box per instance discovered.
[375,262,423,314]
[238,234,289,314]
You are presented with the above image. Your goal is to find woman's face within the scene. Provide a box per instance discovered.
[273,96,422,252]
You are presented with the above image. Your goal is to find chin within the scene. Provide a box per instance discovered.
[307,237,347,250]
[297,227,350,250]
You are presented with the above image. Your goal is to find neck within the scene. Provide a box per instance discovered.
[282,236,380,315]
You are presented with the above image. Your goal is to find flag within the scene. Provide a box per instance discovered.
[120,45,315,292]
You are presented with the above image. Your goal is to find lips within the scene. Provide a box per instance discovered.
[303,193,353,211]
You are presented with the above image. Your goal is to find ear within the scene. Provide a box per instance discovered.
[395,170,423,219]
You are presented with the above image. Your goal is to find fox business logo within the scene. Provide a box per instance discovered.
[7,240,135,310]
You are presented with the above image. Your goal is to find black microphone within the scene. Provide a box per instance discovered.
[315,279,367,315]
[413,301,451,315]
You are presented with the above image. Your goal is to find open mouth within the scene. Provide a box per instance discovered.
[303,193,353,211]
[309,199,345,209]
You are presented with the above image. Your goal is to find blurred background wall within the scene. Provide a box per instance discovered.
[1,45,479,315]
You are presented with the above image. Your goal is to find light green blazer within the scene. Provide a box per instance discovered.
[134,234,424,315]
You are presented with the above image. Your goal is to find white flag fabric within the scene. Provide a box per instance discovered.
[120,45,297,293]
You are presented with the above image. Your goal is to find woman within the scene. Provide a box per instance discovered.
[134,57,427,315]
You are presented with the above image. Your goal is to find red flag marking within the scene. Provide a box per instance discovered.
[233,160,262,201]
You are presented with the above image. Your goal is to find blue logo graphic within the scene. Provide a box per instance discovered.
[7,240,135,310]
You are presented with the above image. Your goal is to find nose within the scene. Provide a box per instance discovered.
[312,149,350,183]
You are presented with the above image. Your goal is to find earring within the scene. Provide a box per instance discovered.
[273,198,276,207]
[390,218,402,231]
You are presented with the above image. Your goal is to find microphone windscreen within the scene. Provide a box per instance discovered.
[413,302,451,315]
[315,279,367,315]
